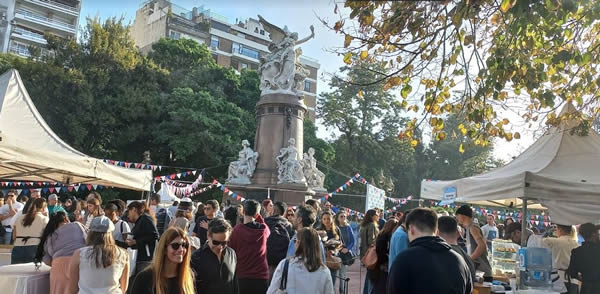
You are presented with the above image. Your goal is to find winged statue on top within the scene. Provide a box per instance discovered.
[258,15,315,96]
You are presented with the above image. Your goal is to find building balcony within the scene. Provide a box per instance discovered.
[11,27,47,45]
[14,8,77,35]
[22,0,80,17]
[9,43,32,57]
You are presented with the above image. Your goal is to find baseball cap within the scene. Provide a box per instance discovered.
[89,216,115,233]
[578,223,600,240]
[177,197,194,212]
[48,194,58,201]
[504,222,522,239]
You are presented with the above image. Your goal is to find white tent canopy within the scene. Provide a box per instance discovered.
[421,103,600,225]
[0,69,152,191]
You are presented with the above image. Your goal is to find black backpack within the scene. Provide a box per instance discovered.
[155,208,171,236]
[266,221,291,266]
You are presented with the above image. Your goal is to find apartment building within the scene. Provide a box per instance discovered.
[0,0,81,58]
[131,0,320,120]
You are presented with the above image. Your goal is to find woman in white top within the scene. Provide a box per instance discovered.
[267,227,334,294]
[69,216,129,294]
[11,198,48,264]
[543,224,580,294]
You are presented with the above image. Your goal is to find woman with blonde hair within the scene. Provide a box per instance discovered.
[130,227,195,294]
[84,198,103,228]
[69,216,129,293]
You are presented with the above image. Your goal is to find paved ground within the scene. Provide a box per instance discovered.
[340,262,366,294]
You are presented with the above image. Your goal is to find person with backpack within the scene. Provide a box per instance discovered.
[105,203,131,249]
[153,193,171,237]
[265,201,294,278]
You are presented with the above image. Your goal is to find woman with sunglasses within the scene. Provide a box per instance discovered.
[267,227,334,294]
[285,207,295,224]
[130,227,195,294]
[335,210,355,294]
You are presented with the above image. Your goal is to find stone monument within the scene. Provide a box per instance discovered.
[301,147,326,192]
[226,16,317,205]
[226,140,259,185]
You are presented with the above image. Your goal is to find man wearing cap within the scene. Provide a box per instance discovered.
[47,194,66,216]
[455,205,493,281]
[568,223,600,294]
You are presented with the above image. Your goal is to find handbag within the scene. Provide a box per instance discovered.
[326,252,342,270]
[361,245,378,270]
[339,249,355,266]
[275,258,290,294]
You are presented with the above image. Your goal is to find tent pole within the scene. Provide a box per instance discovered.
[521,198,528,246]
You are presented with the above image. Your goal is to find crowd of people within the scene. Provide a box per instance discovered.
[0,189,599,294]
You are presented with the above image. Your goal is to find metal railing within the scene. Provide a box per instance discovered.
[15,9,76,31]
[12,27,47,43]
[28,0,79,13]
[9,44,31,57]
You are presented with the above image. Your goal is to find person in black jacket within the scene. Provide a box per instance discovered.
[191,218,238,294]
[193,200,221,245]
[567,223,600,294]
[388,208,472,294]
[126,201,159,278]
[265,201,293,278]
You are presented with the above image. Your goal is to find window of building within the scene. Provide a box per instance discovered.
[169,31,181,40]
[260,30,265,35]
[254,27,259,33]
[210,36,219,49]
[240,46,259,59]
[304,80,311,92]
[241,63,248,69]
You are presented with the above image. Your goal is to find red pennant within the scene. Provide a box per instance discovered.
[236,196,241,200]
[87,184,93,190]
[67,186,74,192]
[224,188,230,193]
[335,189,340,193]
[49,188,55,193]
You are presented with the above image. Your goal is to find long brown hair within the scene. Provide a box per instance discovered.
[319,210,339,240]
[85,230,123,268]
[87,198,102,217]
[379,218,400,237]
[23,198,46,227]
[295,227,324,272]
[361,209,378,227]
[152,227,194,294]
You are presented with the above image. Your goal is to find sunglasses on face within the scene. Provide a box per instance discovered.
[169,242,189,250]
[212,240,228,247]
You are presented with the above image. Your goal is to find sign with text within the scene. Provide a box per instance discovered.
[440,186,457,205]
[365,184,385,212]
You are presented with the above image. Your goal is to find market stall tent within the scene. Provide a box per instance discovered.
[421,103,600,225]
[0,69,152,191]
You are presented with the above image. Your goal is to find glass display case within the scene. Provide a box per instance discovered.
[491,239,520,275]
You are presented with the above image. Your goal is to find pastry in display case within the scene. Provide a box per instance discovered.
[491,239,520,275]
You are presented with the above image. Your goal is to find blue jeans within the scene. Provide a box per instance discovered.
[330,268,337,290]
[338,264,348,294]
[0,231,12,245]
[11,245,37,264]
[363,271,372,294]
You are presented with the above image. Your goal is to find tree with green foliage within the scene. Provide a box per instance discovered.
[326,0,600,150]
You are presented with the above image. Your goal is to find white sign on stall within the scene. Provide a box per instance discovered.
[365,184,385,212]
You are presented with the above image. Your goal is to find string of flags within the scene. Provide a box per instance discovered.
[322,173,367,201]
[424,200,552,227]
[163,174,203,197]
[103,159,163,171]
[212,179,247,202]
[154,170,198,181]
[1,184,106,196]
